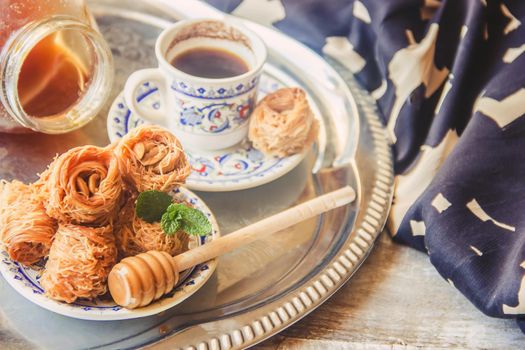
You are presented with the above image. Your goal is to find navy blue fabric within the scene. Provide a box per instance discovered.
[206,0,525,332]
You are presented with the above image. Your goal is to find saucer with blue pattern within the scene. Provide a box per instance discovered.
[106,75,308,192]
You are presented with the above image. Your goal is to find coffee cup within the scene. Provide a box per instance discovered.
[123,19,267,151]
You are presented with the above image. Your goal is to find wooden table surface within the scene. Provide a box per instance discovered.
[0,2,523,348]
[254,233,524,349]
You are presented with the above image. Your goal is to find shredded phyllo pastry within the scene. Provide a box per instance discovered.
[0,126,193,303]
[249,87,319,157]
[40,145,122,226]
[114,197,190,258]
[114,125,191,192]
[0,180,56,266]
[41,224,117,303]
[115,126,191,192]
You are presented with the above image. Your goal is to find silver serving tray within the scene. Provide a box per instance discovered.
[0,1,393,349]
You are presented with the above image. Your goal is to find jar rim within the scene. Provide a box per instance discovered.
[0,15,114,134]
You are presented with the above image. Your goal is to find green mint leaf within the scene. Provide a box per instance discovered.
[161,203,212,236]
[135,190,173,223]
[179,206,212,236]
[161,210,182,235]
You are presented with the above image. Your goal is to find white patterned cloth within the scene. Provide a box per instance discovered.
[207,0,525,332]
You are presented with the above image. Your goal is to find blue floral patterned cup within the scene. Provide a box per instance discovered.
[123,19,267,151]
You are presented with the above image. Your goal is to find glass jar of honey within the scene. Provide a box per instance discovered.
[0,0,113,133]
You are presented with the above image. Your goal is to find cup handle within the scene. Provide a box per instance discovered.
[123,68,167,124]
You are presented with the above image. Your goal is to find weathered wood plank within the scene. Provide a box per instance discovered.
[255,233,524,349]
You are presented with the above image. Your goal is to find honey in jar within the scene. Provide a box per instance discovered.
[0,0,113,133]
[17,32,90,117]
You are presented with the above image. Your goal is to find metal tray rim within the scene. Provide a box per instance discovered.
[160,78,393,350]
[134,2,395,349]
[137,5,395,341]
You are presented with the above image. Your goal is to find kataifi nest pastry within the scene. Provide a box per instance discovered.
[248,87,319,157]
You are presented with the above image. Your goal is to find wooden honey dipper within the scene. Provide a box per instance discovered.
[108,186,356,309]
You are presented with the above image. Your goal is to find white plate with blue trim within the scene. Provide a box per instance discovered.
[107,74,313,192]
[0,187,219,321]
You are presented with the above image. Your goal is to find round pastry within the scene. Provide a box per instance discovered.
[248,87,319,157]
[114,125,191,192]
[39,145,122,226]
[41,224,117,303]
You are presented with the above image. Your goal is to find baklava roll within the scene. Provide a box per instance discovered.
[41,224,117,303]
[40,145,122,226]
[0,180,56,266]
[114,125,191,192]
[249,87,319,157]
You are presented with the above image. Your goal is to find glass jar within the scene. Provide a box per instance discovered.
[0,0,113,133]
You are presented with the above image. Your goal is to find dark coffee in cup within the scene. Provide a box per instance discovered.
[170,47,249,79]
